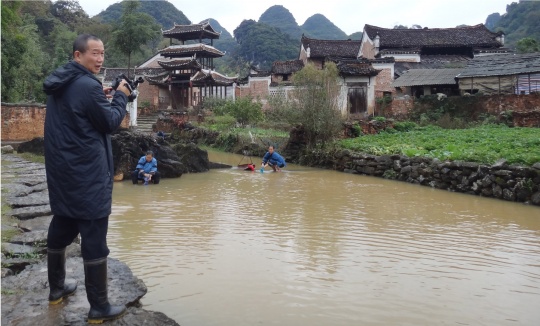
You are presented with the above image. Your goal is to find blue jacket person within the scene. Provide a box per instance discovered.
[132,151,160,185]
[43,34,131,323]
[261,146,286,172]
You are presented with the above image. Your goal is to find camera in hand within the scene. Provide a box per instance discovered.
[111,74,144,102]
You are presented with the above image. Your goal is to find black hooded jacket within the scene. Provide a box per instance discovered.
[43,61,128,219]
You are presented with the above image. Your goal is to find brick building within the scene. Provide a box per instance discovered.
[360,24,510,98]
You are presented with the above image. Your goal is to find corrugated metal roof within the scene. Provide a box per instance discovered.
[392,68,463,87]
[456,53,540,78]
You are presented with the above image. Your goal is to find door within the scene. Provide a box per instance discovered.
[348,87,367,114]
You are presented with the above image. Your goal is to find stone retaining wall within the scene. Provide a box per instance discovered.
[313,150,540,206]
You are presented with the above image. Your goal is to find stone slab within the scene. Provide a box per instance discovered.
[9,205,51,220]
[0,257,178,325]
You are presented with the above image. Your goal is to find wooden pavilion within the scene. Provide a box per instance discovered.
[144,21,236,109]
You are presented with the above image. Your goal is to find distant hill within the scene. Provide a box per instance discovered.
[233,19,299,70]
[258,5,304,40]
[486,0,540,47]
[203,18,237,55]
[348,31,363,40]
[301,14,348,40]
[95,0,190,28]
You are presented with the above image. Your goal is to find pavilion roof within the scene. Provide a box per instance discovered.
[191,69,237,86]
[159,44,225,58]
[162,21,220,41]
[158,58,201,70]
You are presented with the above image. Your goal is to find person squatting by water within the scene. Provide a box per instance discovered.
[261,146,286,172]
[132,150,160,185]
[43,34,131,323]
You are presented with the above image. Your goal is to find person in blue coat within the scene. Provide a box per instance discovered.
[43,34,130,323]
[132,150,160,185]
[261,146,286,172]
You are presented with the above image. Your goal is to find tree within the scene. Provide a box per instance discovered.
[516,37,540,53]
[51,0,89,29]
[111,0,160,76]
[289,62,344,148]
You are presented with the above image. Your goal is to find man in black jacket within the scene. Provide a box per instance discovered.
[43,34,131,323]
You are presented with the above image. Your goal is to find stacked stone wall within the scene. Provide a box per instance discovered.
[312,150,540,206]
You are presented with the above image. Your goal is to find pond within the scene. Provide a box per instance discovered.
[108,150,540,326]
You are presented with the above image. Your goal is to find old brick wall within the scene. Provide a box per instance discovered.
[381,93,540,126]
[1,103,130,141]
[137,83,160,109]
[374,68,394,96]
[1,104,46,141]
[237,79,270,99]
[383,97,414,118]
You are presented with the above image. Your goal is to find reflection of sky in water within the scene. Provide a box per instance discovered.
[108,150,540,326]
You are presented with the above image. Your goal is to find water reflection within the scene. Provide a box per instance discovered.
[109,150,540,326]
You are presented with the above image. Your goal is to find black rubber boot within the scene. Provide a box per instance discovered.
[84,257,127,324]
[48,248,77,304]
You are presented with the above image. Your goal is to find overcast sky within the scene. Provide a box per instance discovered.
[78,0,512,35]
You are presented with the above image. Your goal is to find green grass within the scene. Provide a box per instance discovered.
[339,124,540,166]
[16,152,45,164]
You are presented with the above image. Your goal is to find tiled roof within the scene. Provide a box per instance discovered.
[159,44,225,58]
[191,69,236,86]
[364,24,503,49]
[301,35,361,59]
[158,58,201,70]
[394,55,471,77]
[456,53,540,78]
[272,60,304,75]
[326,57,380,76]
[392,68,463,87]
[103,68,133,82]
[162,21,220,40]
[336,60,380,77]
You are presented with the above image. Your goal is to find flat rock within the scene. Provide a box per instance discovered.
[2,183,33,197]
[9,230,48,246]
[6,190,49,208]
[8,205,51,220]
[2,243,43,256]
[1,145,14,154]
[0,257,178,326]
[18,215,53,232]
[1,268,14,278]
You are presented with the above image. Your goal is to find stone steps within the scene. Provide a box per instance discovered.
[134,113,160,135]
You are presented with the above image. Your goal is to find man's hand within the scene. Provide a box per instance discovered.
[103,86,113,99]
[116,79,131,97]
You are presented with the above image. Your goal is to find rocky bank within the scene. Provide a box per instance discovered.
[1,154,180,325]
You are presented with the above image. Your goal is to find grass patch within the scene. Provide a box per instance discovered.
[339,124,540,166]
[1,289,16,295]
[16,152,45,164]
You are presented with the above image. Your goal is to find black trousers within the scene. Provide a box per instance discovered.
[47,215,110,260]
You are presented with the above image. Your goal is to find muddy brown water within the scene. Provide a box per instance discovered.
[109,150,540,326]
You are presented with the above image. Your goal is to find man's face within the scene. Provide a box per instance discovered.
[74,39,104,74]
[268,147,274,154]
[145,154,153,162]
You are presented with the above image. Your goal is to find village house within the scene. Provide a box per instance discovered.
[237,35,383,116]
[359,24,509,98]
[455,52,540,95]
